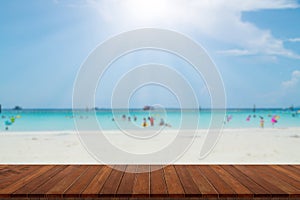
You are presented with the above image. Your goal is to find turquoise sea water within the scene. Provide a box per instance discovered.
[0,109,299,131]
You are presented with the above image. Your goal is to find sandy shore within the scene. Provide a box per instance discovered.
[0,128,299,164]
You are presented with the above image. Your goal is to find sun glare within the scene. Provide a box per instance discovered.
[123,0,169,23]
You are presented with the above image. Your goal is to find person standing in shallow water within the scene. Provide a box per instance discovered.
[149,116,154,126]
[159,118,165,126]
[142,118,147,127]
[260,118,264,128]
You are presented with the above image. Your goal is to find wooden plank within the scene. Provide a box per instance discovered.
[163,165,184,198]
[175,165,201,197]
[235,165,288,198]
[0,165,299,199]
[210,165,253,198]
[46,165,87,198]
[253,165,300,198]
[99,165,126,197]
[132,165,150,198]
[284,165,300,178]
[81,165,111,198]
[221,165,270,198]
[271,165,300,182]
[186,165,218,198]
[261,165,300,190]
[198,165,236,198]
[150,165,168,197]
[0,165,24,178]
[288,165,300,173]
[116,165,137,197]
[0,165,53,198]
[0,165,38,189]
[29,165,79,198]
[12,165,67,198]
[63,165,101,198]
[0,165,31,187]
[292,165,300,170]
[0,165,23,186]
[28,165,79,198]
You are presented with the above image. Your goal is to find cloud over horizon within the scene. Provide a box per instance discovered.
[282,70,300,88]
[80,0,300,59]
[288,38,300,42]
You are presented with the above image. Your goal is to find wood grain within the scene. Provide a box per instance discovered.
[0,165,298,199]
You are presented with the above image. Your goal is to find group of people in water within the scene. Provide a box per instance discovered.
[224,114,281,128]
[1,115,21,130]
[113,114,172,128]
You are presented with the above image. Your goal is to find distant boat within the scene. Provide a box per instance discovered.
[13,106,22,110]
[143,106,154,111]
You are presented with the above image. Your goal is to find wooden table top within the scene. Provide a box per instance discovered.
[0,165,300,199]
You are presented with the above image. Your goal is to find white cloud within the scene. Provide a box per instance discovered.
[63,0,300,59]
[217,49,255,56]
[288,38,300,42]
[282,70,300,88]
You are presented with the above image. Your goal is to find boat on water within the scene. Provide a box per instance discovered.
[13,106,22,110]
[143,105,154,111]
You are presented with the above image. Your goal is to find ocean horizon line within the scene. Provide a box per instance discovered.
[1,107,299,111]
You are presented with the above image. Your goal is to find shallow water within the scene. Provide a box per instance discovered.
[0,108,299,131]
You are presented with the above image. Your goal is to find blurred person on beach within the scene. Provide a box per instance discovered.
[260,117,264,128]
[271,115,279,127]
[159,118,165,126]
[142,118,147,127]
[227,115,232,123]
[246,115,251,121]
[165,123,172,127]
[149,116,154,126]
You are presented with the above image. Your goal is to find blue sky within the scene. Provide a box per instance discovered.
[0,0,300,108]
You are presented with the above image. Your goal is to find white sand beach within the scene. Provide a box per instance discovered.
[0,128,299,164]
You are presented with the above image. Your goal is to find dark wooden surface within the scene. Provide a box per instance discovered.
[0,165,300,199]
